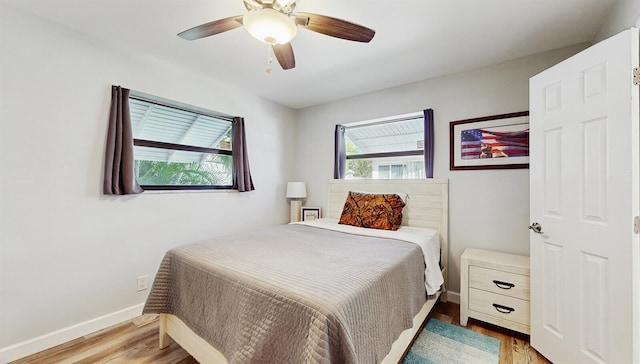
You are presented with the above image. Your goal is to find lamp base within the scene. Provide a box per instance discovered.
[290,200,302,223]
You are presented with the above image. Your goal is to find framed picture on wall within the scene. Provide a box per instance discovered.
[301,207,321,221]
[449,111,530,170]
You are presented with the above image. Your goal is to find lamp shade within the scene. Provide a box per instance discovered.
[286,182,307,198]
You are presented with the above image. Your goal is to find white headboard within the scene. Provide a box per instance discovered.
[327,179,449,289]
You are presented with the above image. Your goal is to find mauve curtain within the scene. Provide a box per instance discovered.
[334,125,346,179]
[232,117,255,192]
[423,108,434,178]
[103,86,144,195]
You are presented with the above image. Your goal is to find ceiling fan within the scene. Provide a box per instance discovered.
[178,0,375,71]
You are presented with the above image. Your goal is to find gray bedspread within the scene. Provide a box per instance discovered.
[143,224,427,364]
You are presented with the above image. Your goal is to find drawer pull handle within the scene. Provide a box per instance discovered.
[493,303,515,314]
[492,280,515,289]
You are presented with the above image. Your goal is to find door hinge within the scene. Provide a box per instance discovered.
[635,216,640,234]
[634,68,640,86]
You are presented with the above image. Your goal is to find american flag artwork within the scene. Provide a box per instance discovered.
[460,125,529,159]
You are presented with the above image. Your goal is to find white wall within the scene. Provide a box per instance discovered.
[0,5,296,359]
[594,0,640,42]
[294,44,589,298]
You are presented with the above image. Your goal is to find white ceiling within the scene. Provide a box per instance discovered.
[1,0,616,109]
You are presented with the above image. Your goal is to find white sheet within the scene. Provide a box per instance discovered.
[294,218,444,295]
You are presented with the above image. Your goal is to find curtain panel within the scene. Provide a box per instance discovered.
[423,108,434,178]
[334,125,346,179]
[103,86,144,195]
[232,117,255,192]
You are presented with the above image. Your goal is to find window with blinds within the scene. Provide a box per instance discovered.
[129,92,234,190]
[344,113,425,179]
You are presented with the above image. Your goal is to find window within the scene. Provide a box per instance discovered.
[128,92,235,190]
[343,113,425,179]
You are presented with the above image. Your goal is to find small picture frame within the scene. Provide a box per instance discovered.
[301,207,321,221]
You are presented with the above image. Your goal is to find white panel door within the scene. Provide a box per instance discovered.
[529,28,639,364]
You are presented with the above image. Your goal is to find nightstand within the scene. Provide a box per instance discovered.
[460,248,530,334]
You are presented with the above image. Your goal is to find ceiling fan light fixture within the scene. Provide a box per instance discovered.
[243,8,297,45]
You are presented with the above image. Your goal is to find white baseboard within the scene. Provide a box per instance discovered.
[445,291,460,304]
[0,303,144,364]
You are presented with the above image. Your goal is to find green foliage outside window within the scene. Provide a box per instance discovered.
[135,154,232,186]
[345,139,372,178]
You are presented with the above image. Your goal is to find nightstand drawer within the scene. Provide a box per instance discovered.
[469,288,530,327]
[469,265,530,300]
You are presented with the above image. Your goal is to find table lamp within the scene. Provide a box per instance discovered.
[286,182,307,222]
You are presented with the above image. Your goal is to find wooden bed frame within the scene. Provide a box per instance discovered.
[158,179,449,364]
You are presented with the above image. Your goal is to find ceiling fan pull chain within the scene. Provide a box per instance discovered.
[265,44,273,73]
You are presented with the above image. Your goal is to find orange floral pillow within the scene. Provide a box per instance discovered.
[338,192,406,231]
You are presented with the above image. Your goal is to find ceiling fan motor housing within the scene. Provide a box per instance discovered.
[243,0,297,14]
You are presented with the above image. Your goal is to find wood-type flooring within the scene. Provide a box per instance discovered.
[11,300,552,364]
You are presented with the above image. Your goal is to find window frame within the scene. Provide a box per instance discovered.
[129,91,236,191]
[343,112,426,179]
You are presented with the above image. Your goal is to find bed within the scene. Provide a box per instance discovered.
[143,179,449,363]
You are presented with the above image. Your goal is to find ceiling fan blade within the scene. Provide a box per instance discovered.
[272,43,295,70]
[178,16,243,40]
[296,12,375,43]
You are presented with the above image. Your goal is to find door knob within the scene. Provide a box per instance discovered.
[529,222,543,234]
